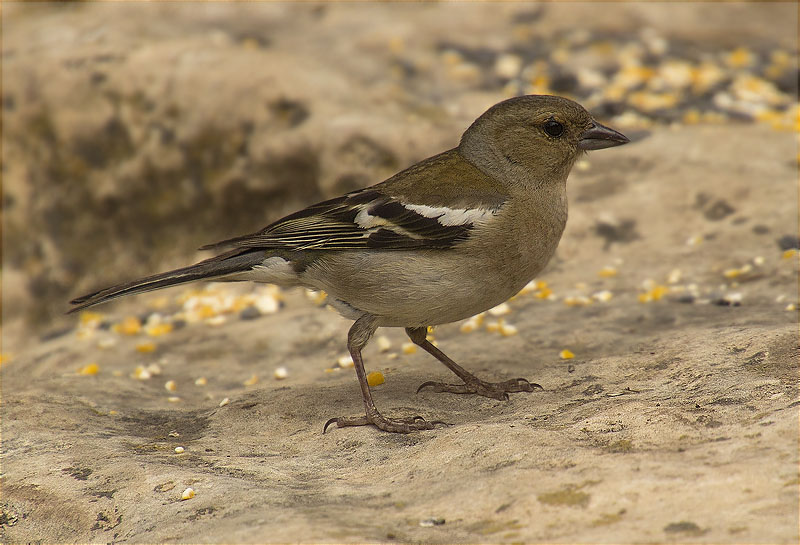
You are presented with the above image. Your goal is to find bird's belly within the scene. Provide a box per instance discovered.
[303,250,529,327]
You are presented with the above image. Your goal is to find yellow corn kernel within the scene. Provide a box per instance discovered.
[205,315,227,326]
[499,322,518,337]
[535,287,553,299]
[196,305,217,319]
[651,285,669,301]
[114,316,142,335]
[366,371,385,387]
[243,374,259,386]
[79,311,104,327]
[337,355,354,368]
[132,366,151,380]
[402,342,417,355]
[174,446,185,454]
[194,377,207,386]
[488,303,511,316]
[593,290,613,303]
[460,320,479,333]
[78,363,99,375]
[598,266,618,278]
[164,380,177,392]
[146,323,173,337]
[726,47,754,68]
[274,366,288,380]
[136,342,157,353]
[376,336,392,352]
[782,249,797,259]
[181,487,195,500]
[560,349,575,360]
[517,280,539,295]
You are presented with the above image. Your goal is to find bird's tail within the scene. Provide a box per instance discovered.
[68,249,268,314]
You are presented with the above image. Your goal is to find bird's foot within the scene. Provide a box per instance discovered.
[416,376,542,401]
[323,410,448,434]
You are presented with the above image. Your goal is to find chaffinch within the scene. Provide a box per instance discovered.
[70,95,629,433]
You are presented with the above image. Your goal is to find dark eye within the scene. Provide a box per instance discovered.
[544,120,564,137]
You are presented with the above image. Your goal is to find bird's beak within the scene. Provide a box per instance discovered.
[578,121,630,150]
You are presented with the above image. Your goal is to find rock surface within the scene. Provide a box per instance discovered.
[2,3,798,544]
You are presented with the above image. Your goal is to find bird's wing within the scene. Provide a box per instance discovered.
[201,188,504,252]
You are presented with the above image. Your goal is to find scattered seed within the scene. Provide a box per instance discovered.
[146,323,173,337]
[366,371,385,387]
[376,336,392,352]
[592,290,613,303]
[194,377,208,386]
[76,363,99,376]
[560,349,575,360]
[460,313,485,333]
[132,366,152,380]
[500,322,519,336]
[219,397,230,407]
[174,446,185,454]
[243,374,259,386]
[206,315,227,326]
[136,342,157,353]
[165,380,177,392]
[402,343,417,355]
[488,302,511,316]
[337,355,354,368]
[274,366,288,380]
[598,266,618,278]
[181,487,195,500]
[114,316,142,335]
[667,268,682,284]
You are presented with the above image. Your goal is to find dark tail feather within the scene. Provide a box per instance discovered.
[68,249,267,314]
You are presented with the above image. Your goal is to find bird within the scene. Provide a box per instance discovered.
[69,94,630,433]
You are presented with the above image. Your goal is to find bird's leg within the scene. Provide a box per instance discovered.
[324,315,446,434]
[407,327,543,401]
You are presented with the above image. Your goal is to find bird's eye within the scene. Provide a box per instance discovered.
[543,120,564,137]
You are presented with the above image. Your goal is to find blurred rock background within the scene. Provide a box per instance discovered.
[2,2,797,333]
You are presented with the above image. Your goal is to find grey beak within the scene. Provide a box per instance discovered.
[578,121,630,150]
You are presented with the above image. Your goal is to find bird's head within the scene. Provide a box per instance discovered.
[459,95,629,183]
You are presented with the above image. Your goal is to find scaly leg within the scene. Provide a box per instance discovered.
[406,327,542,401]
[324,316,446,433]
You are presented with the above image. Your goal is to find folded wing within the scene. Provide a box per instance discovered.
[201,188,503,252]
